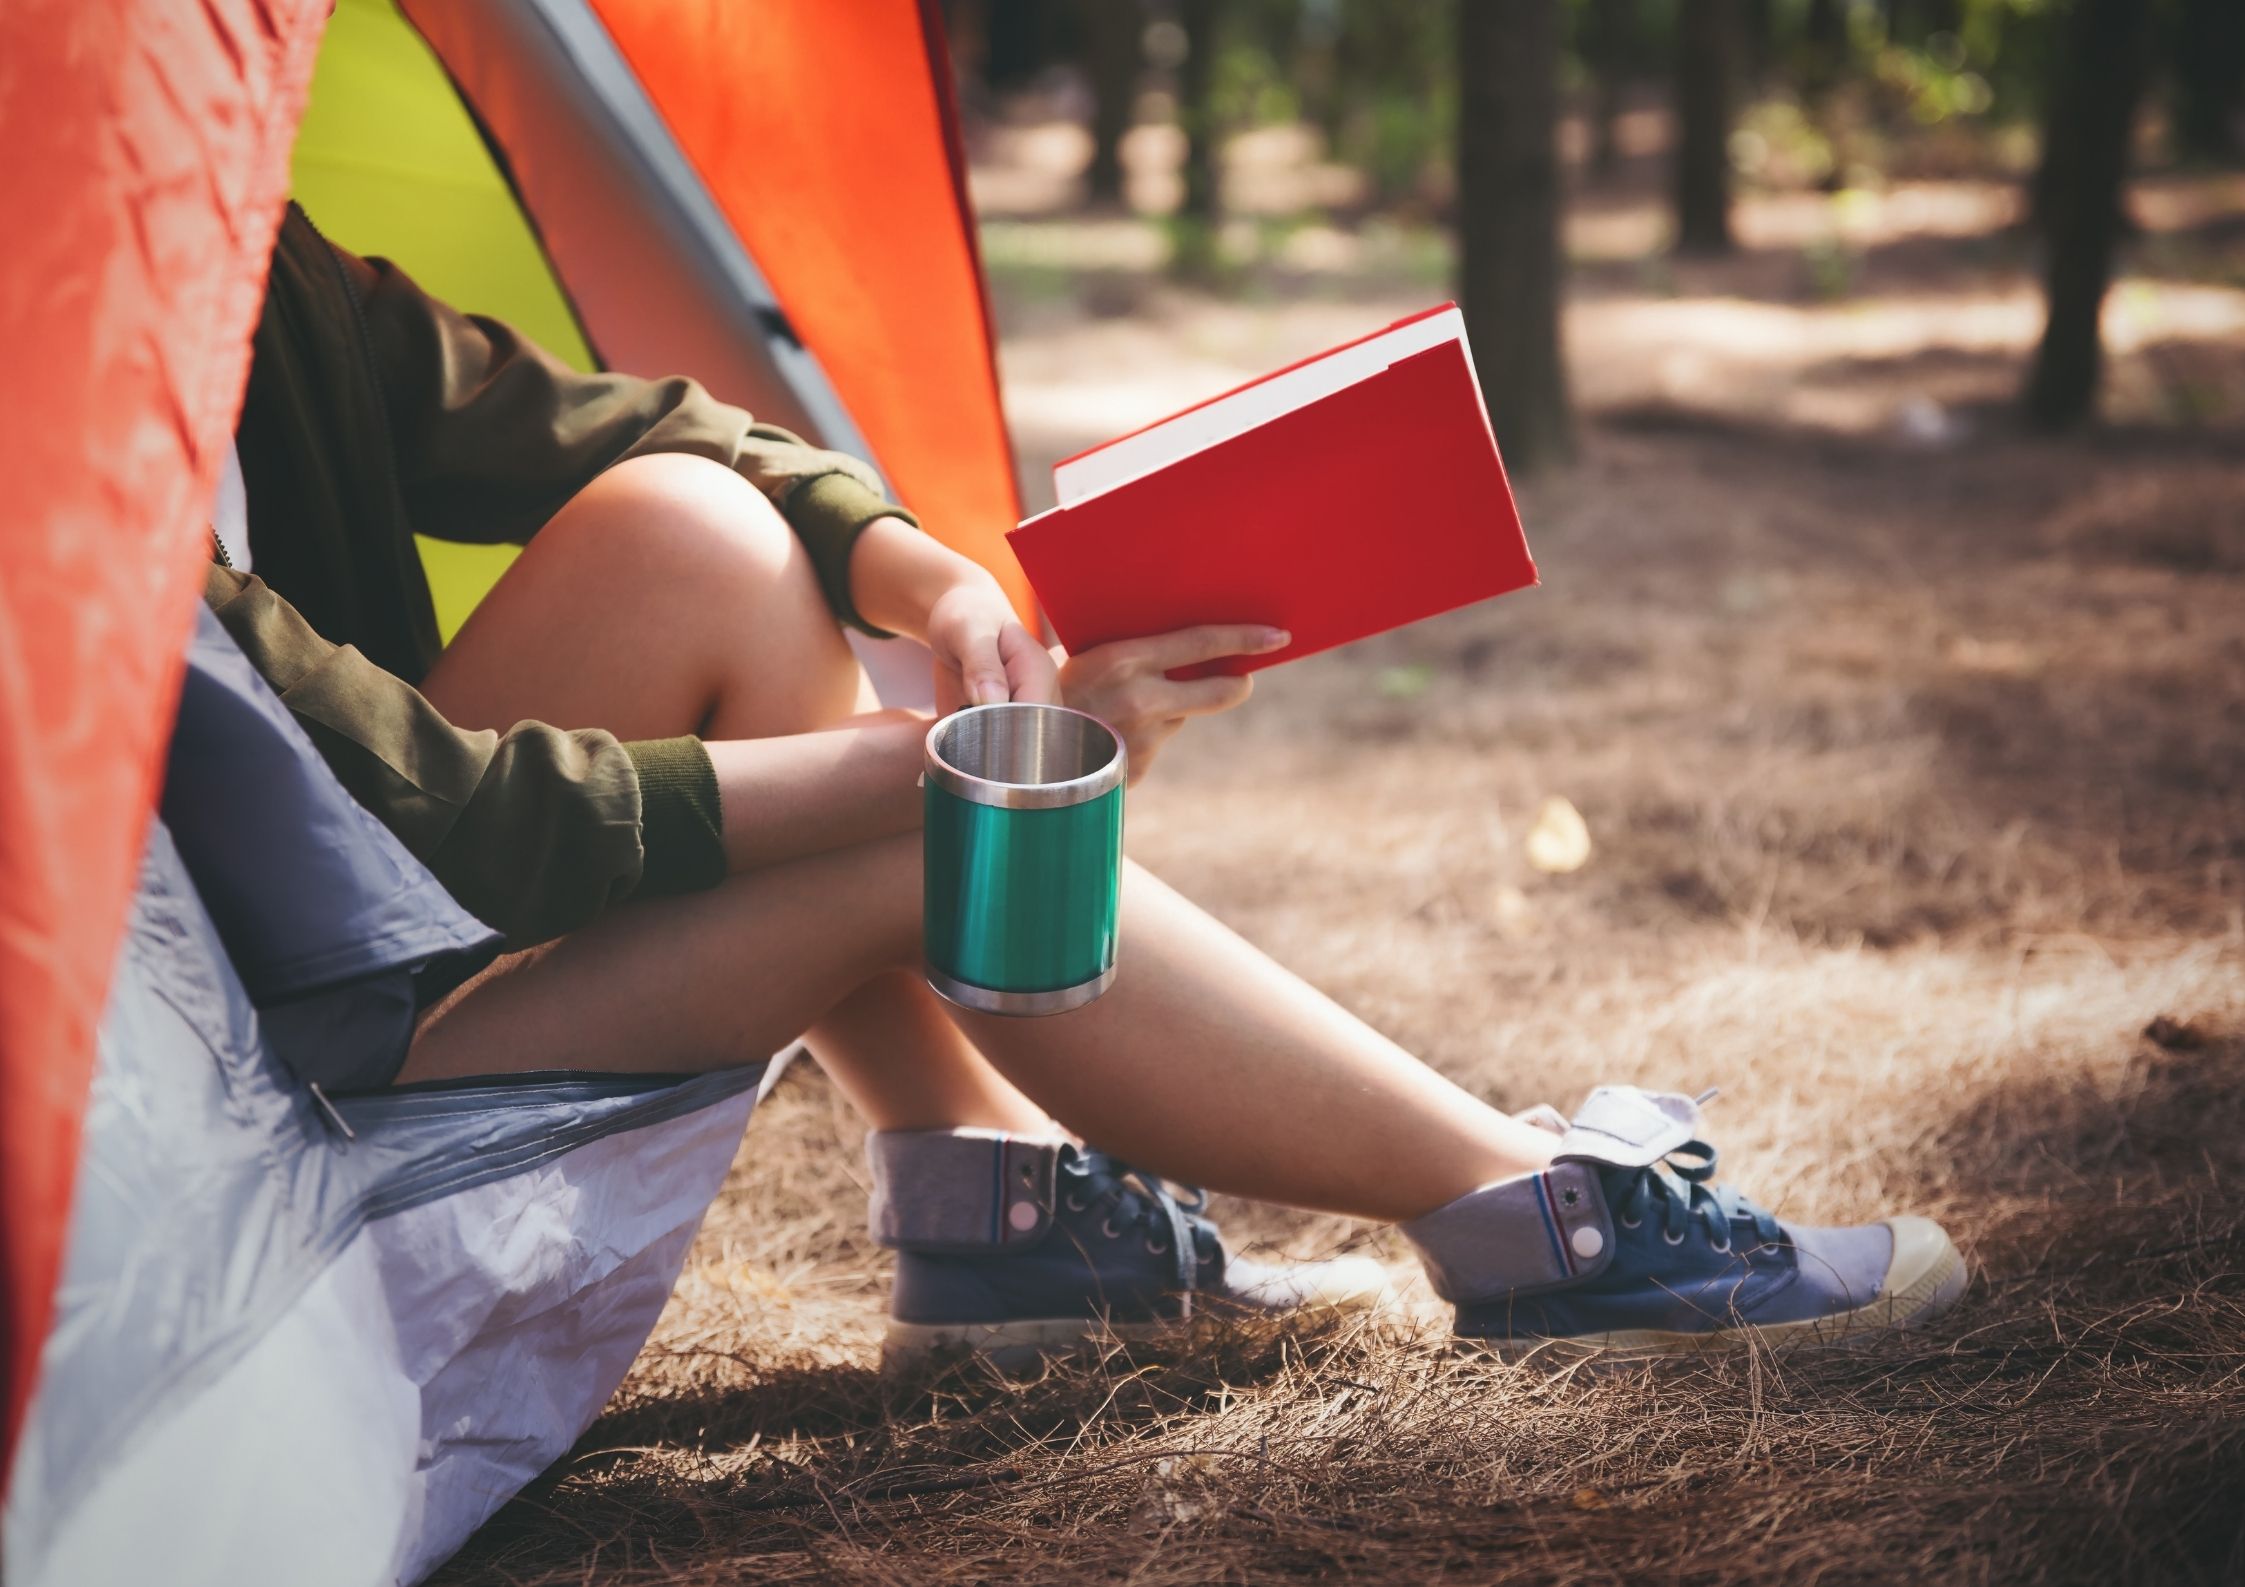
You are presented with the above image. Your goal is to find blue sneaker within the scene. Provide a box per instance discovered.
[868,1130,1391,1367]
[1402,1087,1967,1361]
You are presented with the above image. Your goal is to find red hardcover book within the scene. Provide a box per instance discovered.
[1006,303,1537,679]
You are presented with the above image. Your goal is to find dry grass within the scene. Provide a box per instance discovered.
[435,132,2245,1585]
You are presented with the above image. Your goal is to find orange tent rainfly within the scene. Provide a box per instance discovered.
[0,0,331,1506]
[0,3,1021,1582]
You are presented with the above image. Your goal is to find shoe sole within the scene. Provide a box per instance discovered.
[883,1255,1395,1373]
[1466,1215,1969,1366]
[883,1314,1176,1374]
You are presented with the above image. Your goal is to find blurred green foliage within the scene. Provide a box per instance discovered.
[960,0,2228,279]
[1854,0,2067,131]
[1127,0,2080,214]
[1377,663,1438,698]
[1190,0,1462,208]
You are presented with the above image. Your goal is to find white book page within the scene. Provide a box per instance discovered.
[1052,305,1465,505]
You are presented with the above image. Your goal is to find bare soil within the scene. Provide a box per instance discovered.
[435,119,2245,1586]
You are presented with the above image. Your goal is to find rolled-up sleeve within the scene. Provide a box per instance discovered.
[349,248,913,634]
[204,566,727,946]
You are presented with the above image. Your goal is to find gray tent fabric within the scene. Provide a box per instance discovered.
[165,605,499,1089]
[401,0,879,466]
[3,622,769,1586]
[164,605,497,1006]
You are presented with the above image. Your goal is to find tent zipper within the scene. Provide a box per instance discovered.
[307,1081,358,1140]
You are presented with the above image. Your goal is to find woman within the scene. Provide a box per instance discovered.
[207,204,1967,1363]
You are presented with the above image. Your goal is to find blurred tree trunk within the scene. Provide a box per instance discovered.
[1802,0,1844,91]
[1584,0,1634,181]
[1178,0,1220,224]
[982,0,1061,92]
[1457,0,1574,475]
[1171,0,1223,276]
[941,0,991,116]
[1888,1,1963,45]
[2023,0,2156,430]
[1082,0,1141,206]
[1674,0,1738,255]
[1741,0,1774,85]
[1295,3,1343,152]
[2173,0,2245,164]
[1801,0,1847,190]
[1590,73,1625,181]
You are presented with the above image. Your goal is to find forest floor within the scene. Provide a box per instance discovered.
[438,115,2245,1585]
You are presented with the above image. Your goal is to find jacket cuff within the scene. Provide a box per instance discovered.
[782,471,914,639]
[623,736,727,897]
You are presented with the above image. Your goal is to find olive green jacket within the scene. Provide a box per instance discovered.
[209,204,912,947]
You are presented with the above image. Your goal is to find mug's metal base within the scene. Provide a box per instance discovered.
[924,962,1116,1017]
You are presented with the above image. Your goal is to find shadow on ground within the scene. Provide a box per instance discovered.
[439,1027,2245,1587]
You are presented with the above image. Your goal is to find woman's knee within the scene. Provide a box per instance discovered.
[564,453,804,592]
[555,454,869,733]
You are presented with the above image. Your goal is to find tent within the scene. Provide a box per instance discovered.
[0,2,1021,1581]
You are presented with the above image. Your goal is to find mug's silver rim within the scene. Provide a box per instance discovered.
[925,961,1117,1016]
[924,702,1127,810]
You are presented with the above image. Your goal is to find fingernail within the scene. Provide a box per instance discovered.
[1261,628,1292,649]
[973,680,1007,705]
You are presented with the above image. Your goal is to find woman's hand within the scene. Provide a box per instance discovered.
[923,578,1061,714]
[843,514,1281,773]
[844,518,1059,711]
[1058,624,1289,782]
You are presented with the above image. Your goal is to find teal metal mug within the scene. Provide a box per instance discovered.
[923,703,1126,1016]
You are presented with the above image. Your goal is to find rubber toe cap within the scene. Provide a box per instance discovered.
[1222,1253,1394,1314]
[1878,1214,1969,1328]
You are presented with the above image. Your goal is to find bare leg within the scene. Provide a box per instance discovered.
[951,867,1546,1219]
[407,834,1553,1222]
[425,452,870,740]
[420,453,1054,1135]
[407,453,1555,1217]
[809,971,1055,1134]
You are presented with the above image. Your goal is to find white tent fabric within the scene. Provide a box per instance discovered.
[15,1089,755,1587]
[2,617,767,1587]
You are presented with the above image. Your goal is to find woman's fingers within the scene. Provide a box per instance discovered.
[956,623,1012,706]
[1116,623,1290,676]
[934,621,1057,709]
[1142,670,1254,720]
[999,622,1061,704]
[1059,669,1248,733]
[1083,665,1253,727]
[1052,624,1273,777]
